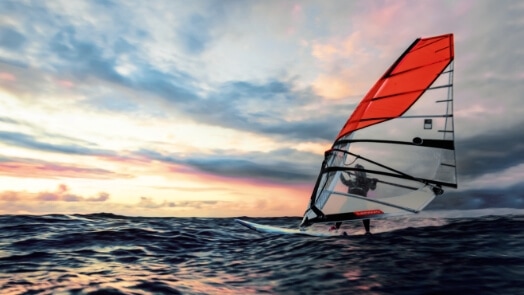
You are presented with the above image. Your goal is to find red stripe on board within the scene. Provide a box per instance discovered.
[354,209,384,216]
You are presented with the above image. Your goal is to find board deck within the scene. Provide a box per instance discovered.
[234,219,344,237]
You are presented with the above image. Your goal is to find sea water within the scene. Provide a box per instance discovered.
[1,210,523,294]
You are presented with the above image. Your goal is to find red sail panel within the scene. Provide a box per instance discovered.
[336,34,454,140]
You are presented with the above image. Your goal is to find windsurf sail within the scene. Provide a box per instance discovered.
[301,33,457,227]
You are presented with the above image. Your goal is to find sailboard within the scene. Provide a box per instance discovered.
[237,33,458,236]
[234,219,341,237]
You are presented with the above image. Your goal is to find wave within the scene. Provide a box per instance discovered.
[1,212,523,294]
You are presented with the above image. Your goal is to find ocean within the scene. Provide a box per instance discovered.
[1,211,523,295]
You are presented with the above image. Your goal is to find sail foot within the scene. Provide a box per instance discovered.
[308,210,386,224]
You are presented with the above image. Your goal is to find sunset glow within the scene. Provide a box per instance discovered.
[1,1,523,216]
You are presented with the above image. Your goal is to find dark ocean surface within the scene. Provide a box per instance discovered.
[1,210,523,295]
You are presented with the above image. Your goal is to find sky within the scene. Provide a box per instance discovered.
[0,0,523,217]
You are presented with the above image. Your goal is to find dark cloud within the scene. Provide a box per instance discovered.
[456,123,524,180]
[0,2,201,114]
[190,79,348,141]
[175,1,234,55]
[0,26,26,50]
[178,14,212,54]
[137,147,321,183]
[0,130,115,156]
[185,157,314,182]
[132,65,199,103]
[93,0,116,7]
[46,26,200,105]
[113,37,135,54]
[132,115,524,193]
[135,149,178,164]
[0,116,113,153]
[0,56,27,69]
[427,182,524,210]
[48,26,124,83]
[0,2,346,143]
[259,120,341,142]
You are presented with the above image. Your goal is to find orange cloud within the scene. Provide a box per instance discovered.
[128,159,313,216]
[0,159,132,179]
[312,75,354,99]
[0,184,110,203]
[137,196,219,210]
[57,80,74,88]
[310,31,377,100]
[0,153,314,217]
[0,72,16,81]
[311,43,340,62]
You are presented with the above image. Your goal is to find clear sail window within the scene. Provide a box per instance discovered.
[424,119,432,129]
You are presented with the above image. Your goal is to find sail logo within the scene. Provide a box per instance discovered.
[354,210,384,216]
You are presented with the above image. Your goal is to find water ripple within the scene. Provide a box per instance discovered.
[0,213,523,294]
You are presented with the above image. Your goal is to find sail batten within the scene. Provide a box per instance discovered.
[326,191,420,213]
[335,138,455,149]
[386,58,452,78]
[321,166,458,189]
[371,83,452,101]
[301,34,457,228]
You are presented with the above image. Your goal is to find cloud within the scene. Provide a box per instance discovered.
[0,184,110,203]
[0,191,18,201]
[0,1,350,145]
[456,122,524,180]
[0,116,20,124]
[0,4,201,106]
[87,192,110,202]
[0,156,131,179]
[46,25,197,106]
[136,147,321,183]
[427,182,524,210]
[0,0,523,217]
[0,26,26,50]
[177,13,213,54]
[452,2,524,134]
[137,196,219,210]
[189,79,349,141]
[185,157,312,182]
[0,131,115,156]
